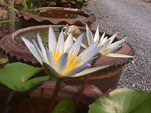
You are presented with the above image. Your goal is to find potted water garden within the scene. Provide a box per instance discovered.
[0,24,141,112]
[8,0,95,28]
[0,1,151,113]
[16,7,95,28]
[0,24,133,92]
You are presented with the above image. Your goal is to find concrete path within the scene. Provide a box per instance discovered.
[86,0,151,92]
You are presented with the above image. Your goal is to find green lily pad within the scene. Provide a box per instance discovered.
[52,99,76,113]
[0,62,49,92]
[89,88,151,113]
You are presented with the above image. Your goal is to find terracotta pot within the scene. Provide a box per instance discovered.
[0,25,133,93]
[16,7,95,28]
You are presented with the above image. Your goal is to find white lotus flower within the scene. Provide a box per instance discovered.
[86,24,133,58]
[22,26,108,78]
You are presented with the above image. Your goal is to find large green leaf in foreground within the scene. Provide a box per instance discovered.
[89,88,151,113]
[52,99,75,113]
[0,62,49,92]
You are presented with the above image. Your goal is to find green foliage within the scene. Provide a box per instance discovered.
[21,0,34,9]
[52,99,76,113]
[0,62,49,92]
[4,3,19,12]
[89,88,151,113]
[0,20,18,24]
[37,0,46,7]
[0,58,8,64]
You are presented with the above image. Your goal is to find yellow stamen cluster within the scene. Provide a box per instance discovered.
[66,54,80,73]
[53,51,81,74]
[53,51,62,65]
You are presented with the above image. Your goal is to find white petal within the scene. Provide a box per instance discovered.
[100,33,105,42]
[72,65,109,77]
[66,64,91,76]
[79,56,98,66]
[106,53,134,58]
[49,25,57,52]
[56,30,64,53]
[64,33,73,52]
[32,40,44,62]
[73,37,87,49]
[94,25,100,42]
[37,34,47,61]
[110,39,125,48]
[108,33,117,45]
[69,34,83,56]
[102,36,108,44]
[80,47,100,65]
[99,39,111,54]
[78,41,99,59]
[105,38,125,54]
[57,53,68,73]
[104,45,123,55]
[86,24,94,46]
[22,37,42,64]
[46,47,55,68]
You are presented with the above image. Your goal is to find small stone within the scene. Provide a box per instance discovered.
[132,61,135,64]
[132,83,136,88]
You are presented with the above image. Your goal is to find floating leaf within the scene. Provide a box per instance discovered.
[0,62,49,92]
[89,88,151,113]
[52,99,75,113]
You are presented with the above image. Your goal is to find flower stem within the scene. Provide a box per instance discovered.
[75,56,100,109]
[75,75,90,108]
[48,78,62,113]
[5,90,16,106]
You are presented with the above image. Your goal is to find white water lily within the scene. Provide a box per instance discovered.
[22,26,108,78]
[86,24,133,58]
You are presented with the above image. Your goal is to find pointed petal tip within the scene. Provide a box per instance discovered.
[106,53,134,58]
[22,36,28,41]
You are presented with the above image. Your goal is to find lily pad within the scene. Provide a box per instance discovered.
[89,88,151,113]
[0,62,49,92]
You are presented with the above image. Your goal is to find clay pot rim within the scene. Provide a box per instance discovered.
[16,7,96,25]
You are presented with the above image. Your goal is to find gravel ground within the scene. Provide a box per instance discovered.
[85,0,151,92]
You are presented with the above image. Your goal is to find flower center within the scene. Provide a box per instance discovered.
[53,51,81,74]
[66,54,80,73]
[53,51,62,65]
